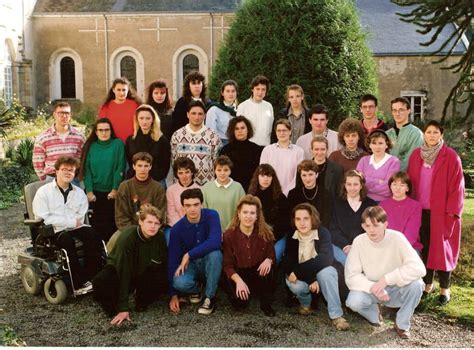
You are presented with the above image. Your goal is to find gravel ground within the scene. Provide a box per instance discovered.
[1,203,473,347]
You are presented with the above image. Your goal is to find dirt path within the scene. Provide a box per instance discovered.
[1,203,472,347]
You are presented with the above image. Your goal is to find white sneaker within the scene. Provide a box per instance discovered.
[76,281,93,295]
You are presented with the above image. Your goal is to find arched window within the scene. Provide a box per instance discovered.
[120,55,137,91]
[3,47,13,106]
[172,45,208,100]
[60,56,76,98]
[182,54,199,81]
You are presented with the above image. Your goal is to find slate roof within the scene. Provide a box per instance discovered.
[33,0,241,13]
[355,0,468,55]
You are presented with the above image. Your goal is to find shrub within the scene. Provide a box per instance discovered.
[209,0,378,128]
[12,138,34,168]
[0,164,35,209]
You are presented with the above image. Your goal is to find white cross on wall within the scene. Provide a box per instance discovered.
[139,18,178,42]
[78,18,116,44]
[203,15,230,40]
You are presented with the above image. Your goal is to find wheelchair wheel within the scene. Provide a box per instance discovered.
[20,265,42,295]
[44,278,67,304]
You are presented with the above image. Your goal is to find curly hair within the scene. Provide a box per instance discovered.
[337,118,365,148]
[182,71,208,104]
[146,79,173,113]
[226,116,254,142]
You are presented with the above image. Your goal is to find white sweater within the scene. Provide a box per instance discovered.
[237,98,274,146]
[345,229,426,293]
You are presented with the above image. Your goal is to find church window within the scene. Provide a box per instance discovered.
[120,55,137,91]
[182,54,199,81]
[4,47,13,106]
[60,56,76,98]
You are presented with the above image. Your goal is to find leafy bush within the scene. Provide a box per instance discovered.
[0,164,35,209]
[13,138,34,168]
[209,0,378,128]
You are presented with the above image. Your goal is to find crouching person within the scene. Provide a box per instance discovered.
[283,203,350,330]
[32,156,102,293]
[345,206,426,339]
[93,205,168,325]
[168,188,223,315]
[223,195,277,317]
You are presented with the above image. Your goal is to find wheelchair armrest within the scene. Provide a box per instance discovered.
[24,218,44,226]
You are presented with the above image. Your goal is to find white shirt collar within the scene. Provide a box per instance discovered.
[369,153,392,169]
[214,178,233,188]
[185,124,207,134]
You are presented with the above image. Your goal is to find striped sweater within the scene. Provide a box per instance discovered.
[32,125,85,180]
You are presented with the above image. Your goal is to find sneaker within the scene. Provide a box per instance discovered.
[298,305,313,316]
[332,317,350,331]
[198,297,215,315]
[76,281,93,295]
[189,293,202,304]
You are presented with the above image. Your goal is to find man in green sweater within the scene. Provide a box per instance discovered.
[93,205,168,325]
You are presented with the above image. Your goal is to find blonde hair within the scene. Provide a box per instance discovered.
[133,104,162,141]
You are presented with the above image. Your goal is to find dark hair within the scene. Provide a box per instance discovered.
[359,94,378,107]
[172,157,197,179]
[248,164,283,201]
[390,97,411,110]
[339,169,368,200]
[146,79,173,113]
[187,99,206,113]
[295,160,319,188]
[53,101,71,112]
[250,75,270,92]
[182,71,208,103]
[54,156,80,174]
[214,155,233,170]
[388,171,413,195]
[132,151,153,165]
[180,188,204,205]
[79,118,117,180]
[226,116,254,142]
[361,206,387,224]
[337,118,365,148]
[423,119,444,134]
[219,80,238,104]
[309,104,329,120]
[292,203,321,230]
[367,129,392,152]
[102,77,141,106]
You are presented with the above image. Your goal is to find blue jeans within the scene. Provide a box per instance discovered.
[164,226,171,247]
[173,250,223,299]
[345,279,424,330]
[286,266,344,319]
[333,245,347,265]
[274,236,287,264]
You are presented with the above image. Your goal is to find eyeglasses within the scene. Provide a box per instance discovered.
[97,128,111,132]
[392,108,408,114]
[59,168,75,173]
[56,111,71,116]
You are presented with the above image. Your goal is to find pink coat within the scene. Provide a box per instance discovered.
[407,145,465,271]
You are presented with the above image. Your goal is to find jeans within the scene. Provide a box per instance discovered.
[345,279,424,330]
[173,250,223,299]
[332,245,347,265]
[286,266,344,319]
[274,236,287,264]
[164,226,171,247]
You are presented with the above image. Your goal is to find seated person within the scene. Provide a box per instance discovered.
[32,156,102,293]
[283,203,350,330]
[93,206,168,325]
[166,157,200,227]
[223,195,277,317]
[168,188,223,315]
[202,155,245,231]
[345,206,425,339]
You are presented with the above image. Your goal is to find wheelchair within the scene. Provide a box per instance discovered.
[17,180,107,304]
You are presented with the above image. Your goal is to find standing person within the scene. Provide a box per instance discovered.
[380,172,422,252]
[220,116,263,192]
[248,164,291,263]
[170,100,222,186]
[98,77,141,143]
[172,71,209,134]
[407,120,464,305]
[311,135,343,200]
[328,118,368,173]
[296,104,340,160]
[345,206,425,339]
[168,188,223,315]
[33,102,85,181]
[146,79,174,141]
[236,75,274,146]
[202,156,245,231]
[386,97,423,171]
[125,104,171,187]
[329,170,377,265]
[80,118,125,242]
[283,203,350,330]
[356,130,400,202]
[260,119,304,196]
[166,157,200,227]
[359,94,388,137]
[205,80,238,145]
[272,84,311,144]
[93,206,168,325]
[223,195,277,316]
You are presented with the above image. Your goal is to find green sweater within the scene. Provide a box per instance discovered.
[386,124,423,171]
[107,225,167,312]
[84,138,125,193]
[202,180,245,231]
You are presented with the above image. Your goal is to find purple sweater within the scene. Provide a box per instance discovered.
[380,197,423,251]
[356,154,400,202]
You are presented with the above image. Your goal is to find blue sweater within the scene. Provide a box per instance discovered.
[168,208,222,295]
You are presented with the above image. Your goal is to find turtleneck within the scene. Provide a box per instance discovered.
[97,138,112,146]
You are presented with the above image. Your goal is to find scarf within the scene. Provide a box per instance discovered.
[293,230,318,263]
[206,102,237,116]
[421,139,443,166]
[340,147,365,160]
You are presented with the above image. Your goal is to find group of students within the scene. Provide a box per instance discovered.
[30,71,465,339]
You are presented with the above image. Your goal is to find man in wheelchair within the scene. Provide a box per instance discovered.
[32,156,102,294]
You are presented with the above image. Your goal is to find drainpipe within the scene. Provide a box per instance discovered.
[209,12,214,68]
[103,13,109,93]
